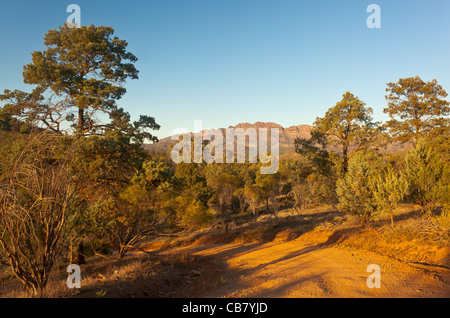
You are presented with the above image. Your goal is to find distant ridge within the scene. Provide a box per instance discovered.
[144,122,312,155]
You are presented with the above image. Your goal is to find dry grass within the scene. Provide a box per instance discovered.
[0,246,209,298]
[324,205,450,268]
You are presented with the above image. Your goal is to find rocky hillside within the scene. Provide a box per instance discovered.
[144,122,312,156]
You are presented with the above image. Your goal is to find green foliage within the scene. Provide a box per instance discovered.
[294,131,334,177]
[205,165,242,217]
[169,196,214,229]
[384,76,450,143]
[1,24,160,142]
[404,140,448,213]
[309,92,381,174]
[22,24,138,132]
[0,90,35,133]
[0,131,29,175]
[256,172,285,214]
[80,157,175,258]
[422,130,450,164]
[280,156,336,214]
[372,165,409,226]
[336,151,381,226]
[292,173,334,211]
[280,156,315,184]
[233,188,247,214]
[243,184,260,219]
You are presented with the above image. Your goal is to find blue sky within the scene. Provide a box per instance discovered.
[1,0,449,139]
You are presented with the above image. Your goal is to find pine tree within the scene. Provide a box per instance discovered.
[303,92,381,175]
[1,24,159,139]
[384,76,449,143]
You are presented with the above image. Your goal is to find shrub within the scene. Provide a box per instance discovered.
[404,141,447,214]
[292,173,334,214]
[173,196,214,230]
[336,151,380,227]
[372,165,409,227]
[0,134,80,295]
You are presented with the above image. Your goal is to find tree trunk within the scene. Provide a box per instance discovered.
[78,107,84,133]
[76,241,86,265]
[118,245,127,259]
[69,237,73,264]
[343,144,349,174]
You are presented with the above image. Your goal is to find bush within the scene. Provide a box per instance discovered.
[404,141,447,214]
[372,165,409,227]
[292,173,334,213]
[171,196,214,230]
[0,134,80,295]
[336,151,380,226]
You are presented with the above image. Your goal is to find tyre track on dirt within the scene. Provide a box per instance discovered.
[175,239,450,298]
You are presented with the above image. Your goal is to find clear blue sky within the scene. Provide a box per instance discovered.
[1,0,449,139]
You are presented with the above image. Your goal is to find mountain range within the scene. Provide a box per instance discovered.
[144,122,312,156]
[144,122,411,156]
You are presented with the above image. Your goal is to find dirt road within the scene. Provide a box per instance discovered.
[174,239,450,298]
